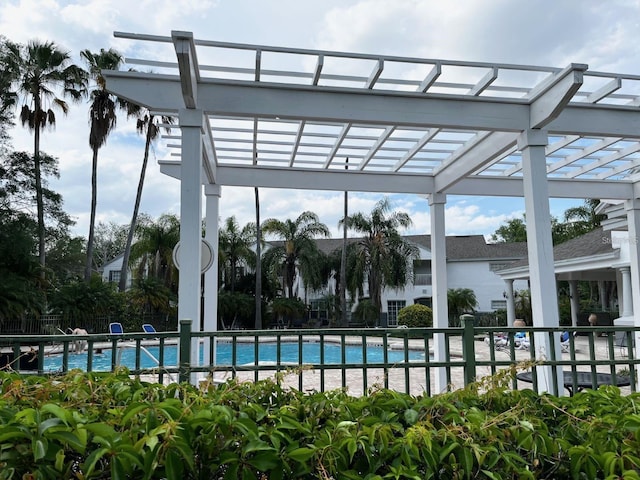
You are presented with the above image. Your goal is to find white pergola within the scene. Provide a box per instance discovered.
[104,30,640,393]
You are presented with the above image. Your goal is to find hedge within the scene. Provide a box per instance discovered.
[0,368,639,479]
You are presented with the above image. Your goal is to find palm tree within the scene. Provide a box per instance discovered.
[6,40,87,271]
[129,214,180,291]
[563,198,605,238]
[81,48,131,281]
[119,112,174,292]
[0,37,19,127]
[218,216,257,292]
[262,211,330,299]
[447,288,478,325]
[341,197,420,314]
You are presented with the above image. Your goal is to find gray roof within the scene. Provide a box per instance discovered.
[405,235,528,261]
[269,235,528,261]
[500,228,615,269]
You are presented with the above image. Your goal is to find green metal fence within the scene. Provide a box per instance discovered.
[0,318,638,397]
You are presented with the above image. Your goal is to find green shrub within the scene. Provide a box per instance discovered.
[1,370,639,479]
[397,303,433,327]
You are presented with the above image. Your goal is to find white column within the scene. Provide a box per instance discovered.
[598,280,607,311]
[178,108,204,374]
[569,280,579,327]
[203,184,221,366]
[619,266,633,317]
[519,129,563,395]
[504,279,515,326]
[624,199,640,366]
[429,193,449,393]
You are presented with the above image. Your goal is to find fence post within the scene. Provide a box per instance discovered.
[179,319,192,383]
[461,314,476,385]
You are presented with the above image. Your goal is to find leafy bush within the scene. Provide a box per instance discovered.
[0,370,639,479]
[397,303,433,327]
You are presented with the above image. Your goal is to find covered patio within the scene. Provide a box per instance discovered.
[498,227,632,328]
[103,30,640,394]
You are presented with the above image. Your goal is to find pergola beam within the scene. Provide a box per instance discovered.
[433,131,518,192]
[103,71,640,140]
[529,63,586,128]
[172,31,199,108]
[157,160,635,199]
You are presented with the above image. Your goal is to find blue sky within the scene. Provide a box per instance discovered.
[2,0,638,239]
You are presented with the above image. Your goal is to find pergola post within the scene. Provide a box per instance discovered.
[203,184,221,366]
[568,279,579,327]
[624,199,640,365]
[519,128,563,395]
[178,108,204,376]
[504,279,516,326]
[619,266,633,317]
[429,193,449,392]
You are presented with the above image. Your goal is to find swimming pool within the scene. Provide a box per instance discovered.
[44,341,425,372]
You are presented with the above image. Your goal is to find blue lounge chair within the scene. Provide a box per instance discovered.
[142,324,156,333]
[109,322,124,335]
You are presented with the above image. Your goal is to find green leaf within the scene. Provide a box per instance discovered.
[84,422,118,439]
[244,439,274,454]
[46,431,86,453]
[480,470,502,480]
[0,426,31,443]
[55,448,65,472]
[404,408,419,426]
[82,447,111,477]
[122,403,149,424]
[165,449,184,478]
[41,404,71,424]
[248,451,280,471]
[38,417,62,436]
[33,438,46,461]
[346,437,357,462]
[288,447,316,463]
[438,442,458,463]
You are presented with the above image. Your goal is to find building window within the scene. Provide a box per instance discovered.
[387,300,406,326]
[108,270,121,284]
[491,300,507,310]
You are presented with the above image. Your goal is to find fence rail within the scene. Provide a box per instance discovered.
[0,318,638,397]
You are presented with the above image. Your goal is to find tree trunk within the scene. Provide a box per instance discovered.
[84,146,99,281]
[340,158,349,326]
[119,120,153,292]
[340,190,348,326]
[254,187,262,329]
[33,127,46,274]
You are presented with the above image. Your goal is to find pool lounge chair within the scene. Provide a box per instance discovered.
[142,324,157,333]
[109,322,124,335]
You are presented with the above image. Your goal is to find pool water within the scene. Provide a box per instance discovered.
[44,341,425,372]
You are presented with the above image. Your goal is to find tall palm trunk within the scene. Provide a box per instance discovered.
[84,147,99,281]
[119,125,153,292]
[33,125,46,273]
[340,159,348,326]
[254,187,262,329]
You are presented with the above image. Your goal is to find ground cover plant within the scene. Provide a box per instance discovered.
[0,369,639,479]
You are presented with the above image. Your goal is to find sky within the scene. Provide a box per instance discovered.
[2,0,639,241]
